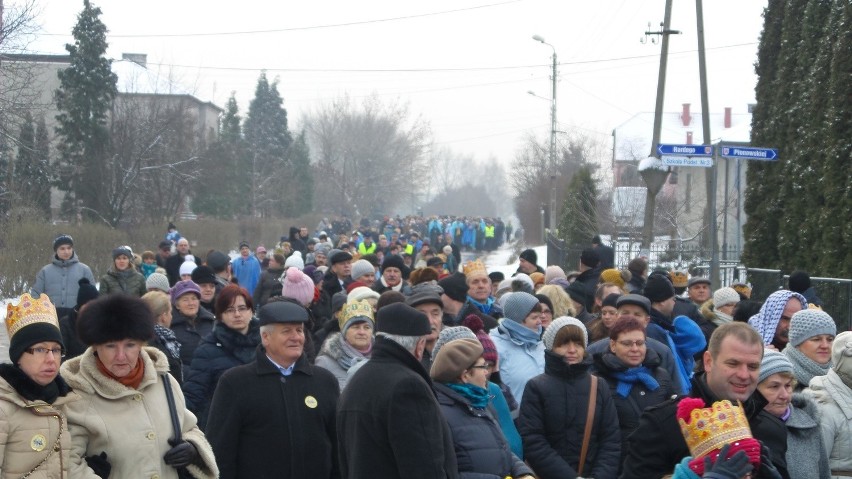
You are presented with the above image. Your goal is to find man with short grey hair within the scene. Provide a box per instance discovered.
[337,303,458,479]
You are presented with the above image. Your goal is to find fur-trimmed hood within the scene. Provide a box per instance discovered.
[318,332,345,361]
[60,346,170,399]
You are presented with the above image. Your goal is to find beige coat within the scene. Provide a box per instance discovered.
[60,347,218,479]
[0,375,77,478]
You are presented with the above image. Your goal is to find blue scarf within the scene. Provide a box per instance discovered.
[446,382,491,409]
[467,296,495,315]
[611,366,660,397]
[499,319,542,347]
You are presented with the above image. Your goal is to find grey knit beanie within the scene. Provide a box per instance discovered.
[350,259,375,281]
[788,309,836,348]
[542,316,587,350]
[502,291,539,323]
[431,326,477,362]
[759,349,794,384]
[145,272,170,294]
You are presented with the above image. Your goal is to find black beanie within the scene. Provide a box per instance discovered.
[438,272,469,303]
[10,323,64,365]
[76,278,100,308]
[788,271,811,293]
[53,234,73,251]
[519,249,538,265]
[580,248,600,268]
[191,265,217,285]
[643,274,676,303]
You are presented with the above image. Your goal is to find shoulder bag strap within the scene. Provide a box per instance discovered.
[161,373,183,443]
[577,374,598,477]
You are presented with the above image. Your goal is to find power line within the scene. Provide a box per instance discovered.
[41,1,523,38]
[137,42,756,73]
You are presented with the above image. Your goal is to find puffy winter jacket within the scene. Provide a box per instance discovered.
[434,383,533,479]
[32,253,95,309]
[807,369,852,477]
[490,324,545,406]
[518,352,621,479]
[170,305,216,367]
[98,267,147,297]
[182,320,261,429]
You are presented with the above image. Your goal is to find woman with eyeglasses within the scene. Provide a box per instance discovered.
[430,338,535,479]
[591,317,675,473]
[0,293,76,477]
[182,284,261,430]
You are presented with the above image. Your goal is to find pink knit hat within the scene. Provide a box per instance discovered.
[280,267,315,307]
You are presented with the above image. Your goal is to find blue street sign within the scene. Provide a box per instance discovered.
[657,144,714,157]
[720,146,778,161]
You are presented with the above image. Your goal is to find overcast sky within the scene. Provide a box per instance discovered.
[24,0,767,164]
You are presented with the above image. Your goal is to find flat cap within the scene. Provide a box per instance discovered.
[257,301,309,325]
[376,302,431,336]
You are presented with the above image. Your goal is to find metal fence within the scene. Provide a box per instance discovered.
[545,233,851,329]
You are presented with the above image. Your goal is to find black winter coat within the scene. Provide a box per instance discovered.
[434,383,533,479]
[618,374,790,479]
[170,305,216,367]
[253,266,284,307]
[58,309,88,360]
[518,351,621,479]
[592,348,675,470]
[206,347,340,479]
[182,320,262,429]
[337,337,459,479]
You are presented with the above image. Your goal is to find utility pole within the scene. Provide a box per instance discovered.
[696,0,718,288]
[640,0,680,249]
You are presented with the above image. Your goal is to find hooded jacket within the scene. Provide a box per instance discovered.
[807,369,852,477]
[60,347,218,479]
[32,252,96,309]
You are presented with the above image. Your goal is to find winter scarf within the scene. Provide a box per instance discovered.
[612,365,660,398]
[748,290,807,345]
[446,382,491,409]
[467,295,495,315]
[141,262,157,278]
[154,324,181,362]
[0,363,70,404]
[499,318,542,348]
[338,336,371,371]
[711,310,733,327]
[784,345,831,387]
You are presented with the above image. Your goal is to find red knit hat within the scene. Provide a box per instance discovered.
[462,314,498,365]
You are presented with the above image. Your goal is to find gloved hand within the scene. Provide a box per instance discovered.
[85,451,111,478]
[702,444,753,479]
[757,441,783,479]
[163,440,198,468]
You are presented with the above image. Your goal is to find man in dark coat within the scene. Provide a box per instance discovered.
[619,322,790,479]
[206,301,340,479]
[166,238,202,285]
[592,235,615,269]
[337,303,459,479]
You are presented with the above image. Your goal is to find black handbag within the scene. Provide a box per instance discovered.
[162,374,195,479]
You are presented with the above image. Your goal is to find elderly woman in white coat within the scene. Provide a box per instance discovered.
[807,330,852,479]
[60,294,218,478]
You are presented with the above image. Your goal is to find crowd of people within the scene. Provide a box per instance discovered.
[0,222,846,479]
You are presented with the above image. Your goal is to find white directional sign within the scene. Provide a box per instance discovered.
[661,156,712,168]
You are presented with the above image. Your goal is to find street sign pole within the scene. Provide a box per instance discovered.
[710,145,719,290]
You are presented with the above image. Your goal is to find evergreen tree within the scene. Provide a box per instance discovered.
[279,130,313,217]
[33,116,52,215]
[13,111,35,204]
[743,0,787,267]
[556,165,598,251]
[54,0,117,222]
[243,72,292,217]
[193,94,250,218]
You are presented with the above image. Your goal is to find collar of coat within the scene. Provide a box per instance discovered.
[689,373,768,419]
[253,345,313,377]
[370,336,435,392]
[60,346,170,399]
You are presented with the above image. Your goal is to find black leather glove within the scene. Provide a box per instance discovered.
[85,451,111,478]
[757,441,783,479]
[702,444,753,479]
[163,440,198,468]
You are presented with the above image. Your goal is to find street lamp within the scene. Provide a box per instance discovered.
[532,35,557,172]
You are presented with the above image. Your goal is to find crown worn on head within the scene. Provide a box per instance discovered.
[462,260,487,278]
[342,300,375,324]
[6,293,59,339]
[677,399,753,459]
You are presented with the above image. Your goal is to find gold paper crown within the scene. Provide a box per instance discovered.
[341,300,375,324]
[6,293,59,339]
[463,260,488,278]
[678,400,753,459]
[669,270,689,288]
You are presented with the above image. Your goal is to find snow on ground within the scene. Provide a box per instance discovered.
[482,243,546,278]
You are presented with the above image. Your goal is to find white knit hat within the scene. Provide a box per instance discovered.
[713,287,740,308]
[179,258,197,277]
[542,316,587,350]
[284,251,304,270]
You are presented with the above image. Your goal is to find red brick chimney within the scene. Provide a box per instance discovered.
[681,103,691,126]
[724,107,732,129]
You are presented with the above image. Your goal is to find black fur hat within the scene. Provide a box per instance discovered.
[76,294,155,345]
